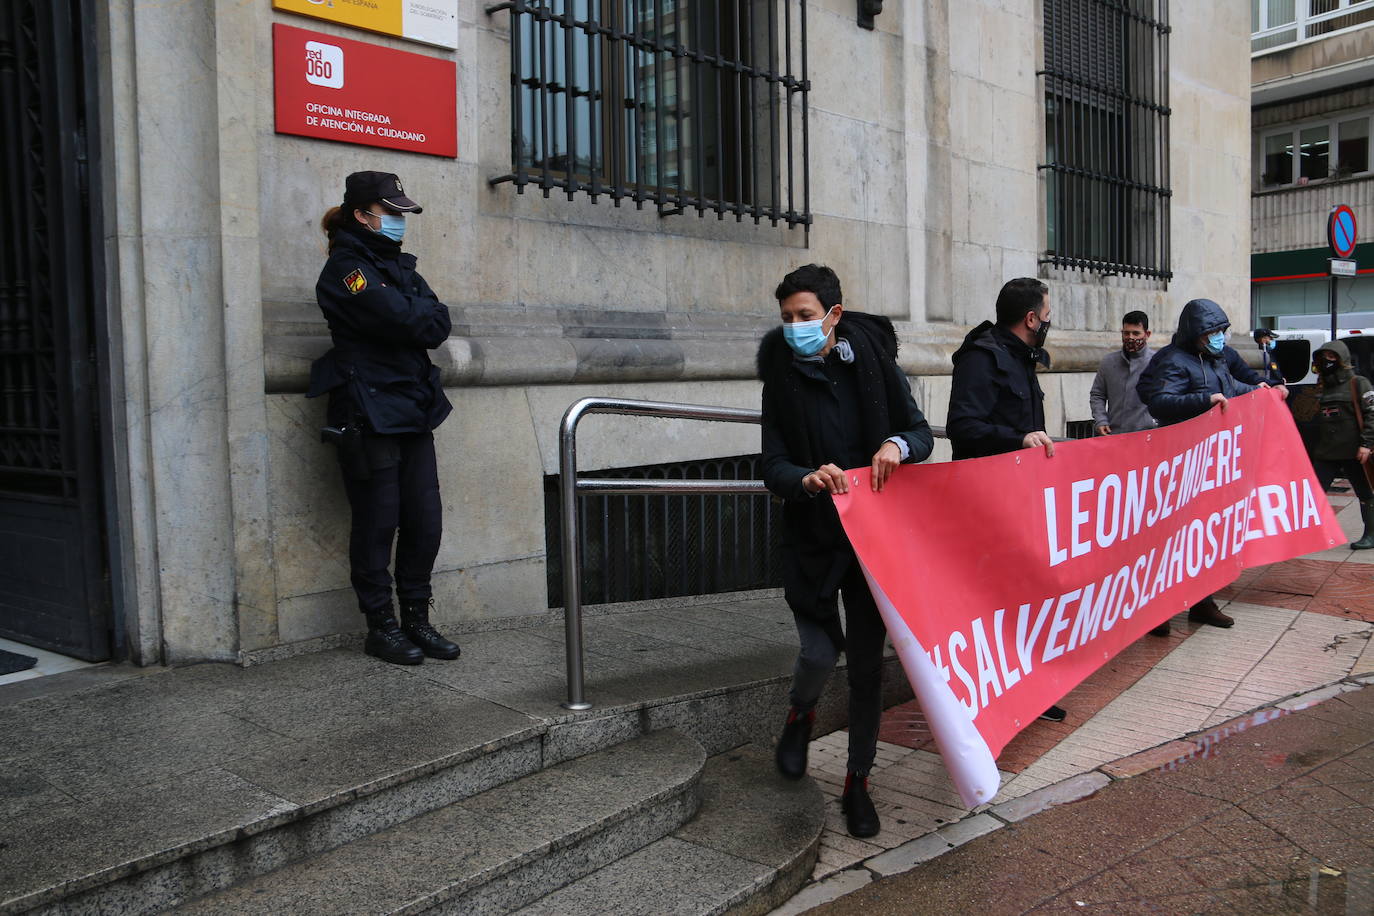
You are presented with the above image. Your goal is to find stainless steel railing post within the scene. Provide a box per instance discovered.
[558,399,594,710]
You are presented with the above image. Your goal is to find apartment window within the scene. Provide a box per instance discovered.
[1260,112,1373,188]
[487,0,811,230]
[1041,0,1172,281]
[1252,0,1374,53]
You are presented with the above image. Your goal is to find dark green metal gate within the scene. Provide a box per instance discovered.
[0,0,112,660]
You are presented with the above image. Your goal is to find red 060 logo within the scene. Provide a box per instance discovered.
[304,40,344,89]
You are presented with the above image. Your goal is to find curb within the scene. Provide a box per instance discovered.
[771,674,1373,915]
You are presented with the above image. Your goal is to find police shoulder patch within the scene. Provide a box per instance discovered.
[343,268,367,295]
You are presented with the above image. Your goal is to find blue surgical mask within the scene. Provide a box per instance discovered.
[782,307,836,357]
[1204,330,1226,356]
[1265,339,1276,351]
[375,212,406,242]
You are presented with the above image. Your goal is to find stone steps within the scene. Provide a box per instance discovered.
[170,737,820,916]
[515,745,824,916]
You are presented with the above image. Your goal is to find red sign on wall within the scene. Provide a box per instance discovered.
[272,23,457,158]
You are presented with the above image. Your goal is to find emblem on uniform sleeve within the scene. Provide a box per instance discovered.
[343,268,367,294]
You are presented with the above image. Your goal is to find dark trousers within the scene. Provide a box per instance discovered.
[1312,458,1374,501]
[340,431,442,615]
[788,560,887,776]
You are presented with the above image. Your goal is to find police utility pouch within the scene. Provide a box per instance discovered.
[321,425,370,480]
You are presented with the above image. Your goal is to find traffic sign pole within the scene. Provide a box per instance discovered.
[1328,205,1359,339]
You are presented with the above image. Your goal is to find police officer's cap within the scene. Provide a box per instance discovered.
[343,171,423,214]
[1252,327,1273,343]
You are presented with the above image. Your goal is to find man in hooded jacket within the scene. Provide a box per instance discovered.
[1136,298,1261,633]
[759,264,933,839]
[1308,339,1374,548]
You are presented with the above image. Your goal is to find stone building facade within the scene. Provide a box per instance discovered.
[6,0,1250,665]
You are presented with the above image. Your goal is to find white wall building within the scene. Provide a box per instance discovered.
[0,0,1251,665]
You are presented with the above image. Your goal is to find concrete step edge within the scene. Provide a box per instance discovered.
[4,725,548,916]
[512,743,825,916]
[169,729,709,915]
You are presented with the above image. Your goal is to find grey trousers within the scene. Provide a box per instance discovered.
[787,561,887,776]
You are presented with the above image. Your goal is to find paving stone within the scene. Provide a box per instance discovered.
[1100,740,1199,779]
[988,772,1111,823]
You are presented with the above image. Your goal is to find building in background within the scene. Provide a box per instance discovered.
[1252,0,1374,329]
[0,0,1250,666]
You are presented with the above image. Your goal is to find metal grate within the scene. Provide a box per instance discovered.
[1040,0,1172,281]
[544,454,782,606]
[0,0,94,501]
[486,0,811,230]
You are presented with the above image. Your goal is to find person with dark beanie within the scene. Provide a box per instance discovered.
[758,264,933,838]
[306,171,461,666]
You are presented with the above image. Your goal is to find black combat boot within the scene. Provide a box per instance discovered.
[841,772,881,838]
[1352,500,1374,550]
[775,707,813,780]
[400,599,461,660]
[364,609,424,665]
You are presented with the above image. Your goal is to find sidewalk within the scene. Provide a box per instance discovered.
[805,681,1374,915]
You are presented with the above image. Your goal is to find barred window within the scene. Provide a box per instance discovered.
[486,0,811,230]
[1041,0,1172,280]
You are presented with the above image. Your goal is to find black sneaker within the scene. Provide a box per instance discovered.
[1038,704,1067,723]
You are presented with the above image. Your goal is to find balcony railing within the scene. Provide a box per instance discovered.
[1252,0,1374,54]
[1252,174,1374,254]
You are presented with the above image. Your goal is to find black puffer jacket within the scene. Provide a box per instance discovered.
[1136,299,1256,426]
[946,321,1047,459]
[306,226,453,434]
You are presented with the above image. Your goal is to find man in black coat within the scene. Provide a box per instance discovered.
[946,277,1066,722]
[759,264,933,838]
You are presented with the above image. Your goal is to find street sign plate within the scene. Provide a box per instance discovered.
[1331,258,1357,277]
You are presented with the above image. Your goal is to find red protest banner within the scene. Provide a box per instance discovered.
[272,23,457,158]
[833,389,1344,806]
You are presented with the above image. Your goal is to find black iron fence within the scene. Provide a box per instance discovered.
[545,454,782,605]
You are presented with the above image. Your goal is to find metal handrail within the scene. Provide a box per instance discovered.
[555,395,968,710]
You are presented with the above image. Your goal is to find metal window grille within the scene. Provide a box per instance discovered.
[1040,0,1171,281]
[486,0,811,230]
[543,454,783,606]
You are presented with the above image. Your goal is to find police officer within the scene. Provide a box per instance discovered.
[307,171,460,665]
[1252,328,1286,386]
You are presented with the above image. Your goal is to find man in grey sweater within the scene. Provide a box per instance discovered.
[1090,310,1157,436]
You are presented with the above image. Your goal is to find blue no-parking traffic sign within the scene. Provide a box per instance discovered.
[1329,204,1358,259]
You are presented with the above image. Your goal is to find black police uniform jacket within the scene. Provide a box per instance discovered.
[758,312,933,625]
[947,321,1047,459]
[1135,298,1256,427]
[306,225,454,434]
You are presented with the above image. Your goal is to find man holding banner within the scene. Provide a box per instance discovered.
[758,264,933,838]
[1137,298,1267,634]
[947,277,1067,723]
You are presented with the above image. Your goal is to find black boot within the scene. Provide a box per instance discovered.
[400,599,461,660]
[775,707,813,780]
[364,609,424,665]
[841,772,881,838]
[1353,500,1374,550]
